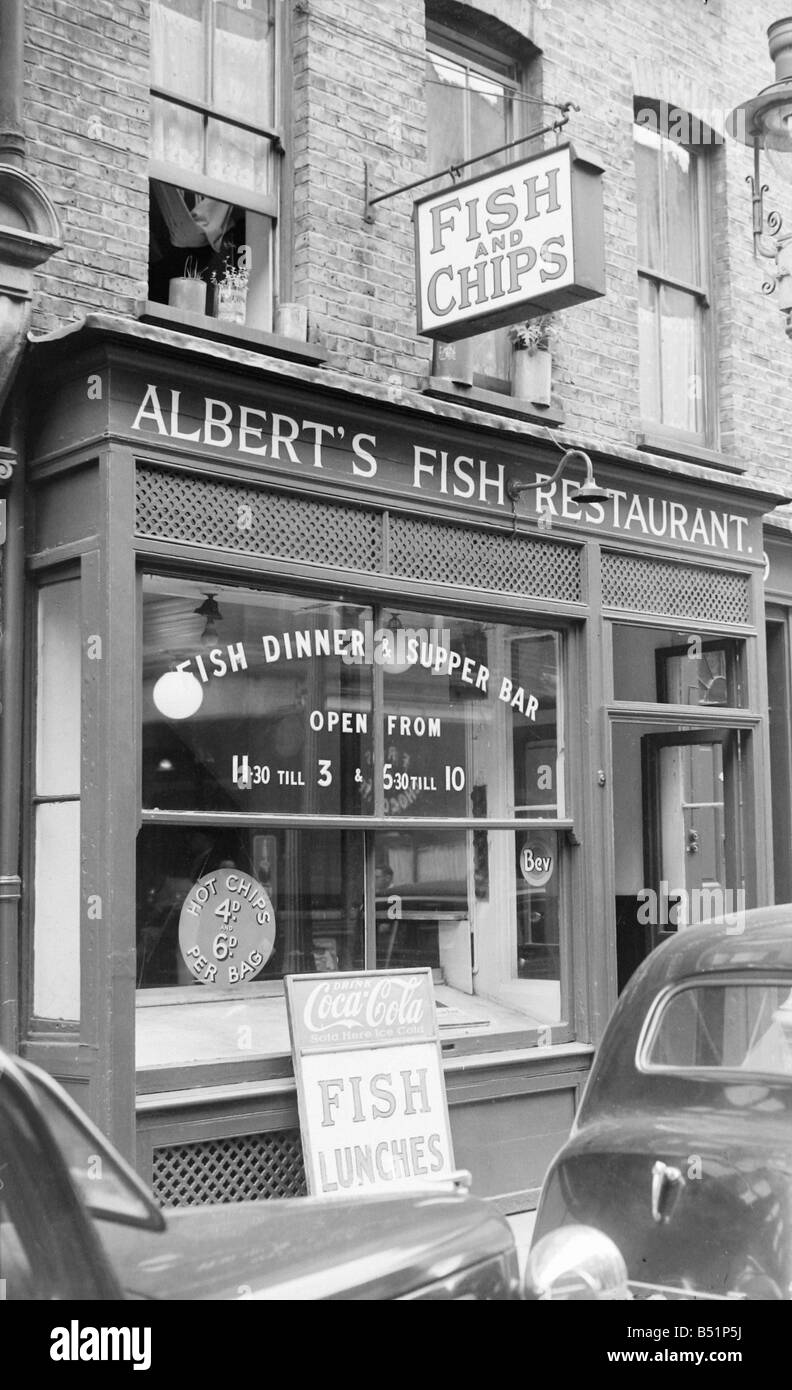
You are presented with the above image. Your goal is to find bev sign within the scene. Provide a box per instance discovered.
[285,969,456,1198]
[414,142,605,340]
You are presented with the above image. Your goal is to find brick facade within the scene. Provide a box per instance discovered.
[21,0,792,504]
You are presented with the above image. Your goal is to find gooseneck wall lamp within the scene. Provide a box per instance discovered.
[507,448,611,532]
[727,17,792,330]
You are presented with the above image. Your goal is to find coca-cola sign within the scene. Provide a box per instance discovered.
[286,969,456,1198]
[288,970,436,1051]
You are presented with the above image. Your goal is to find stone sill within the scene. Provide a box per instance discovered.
[424,376,565,428]
[138,299,327,366]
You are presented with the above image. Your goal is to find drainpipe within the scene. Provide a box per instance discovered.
[0,0,61,1050]
[0,431,22,1052]
[0,0,25,169]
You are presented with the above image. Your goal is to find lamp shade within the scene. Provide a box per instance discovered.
[152,669,204,720]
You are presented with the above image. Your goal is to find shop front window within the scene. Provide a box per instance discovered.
[138,576,569,1026]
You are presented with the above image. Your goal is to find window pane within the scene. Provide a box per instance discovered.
[468,70,511,169]
[206,118,272,193]
[143,580,374,816]
[426,52,466,170]
[136,825,364,987]
[634,123,661,270]
[374,828,467,971]
[37,582,81,796]
[151,0,206,101]
[34,802,80,1020]
[516,828,560,989]
[662,138,698,284]
[213,0,275,127]
[378,612,562,820]
[638,275,660,423]
[151,95,203,173]
[660,286,704,433]
[612,626,747,707]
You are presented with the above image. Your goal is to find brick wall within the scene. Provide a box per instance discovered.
[25,0,149,333]
[292,0,431,388]
[21,0,792,505]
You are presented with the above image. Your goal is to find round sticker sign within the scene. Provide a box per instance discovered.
[519,835,555,888]
[178,869,276,985]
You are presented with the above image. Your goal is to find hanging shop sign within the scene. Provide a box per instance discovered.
[414,142,606,341]
[286,968,455,1197]
[178,868,276,984]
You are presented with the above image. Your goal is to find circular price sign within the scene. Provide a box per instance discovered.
[178,869,276,985]
[519,834,555,888]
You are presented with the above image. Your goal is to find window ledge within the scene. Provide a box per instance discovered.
[636,430,745,474]
[138,300,327,366]
[423,376,565,427]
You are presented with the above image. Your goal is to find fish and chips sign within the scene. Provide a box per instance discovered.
[286,968,455,1197]
[414,142,605,340]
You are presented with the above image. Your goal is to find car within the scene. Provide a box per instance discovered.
[0,1044,625,1301]
[532,903,792,1300]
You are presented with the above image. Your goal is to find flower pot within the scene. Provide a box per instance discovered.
[168,277,207,315]
[276,302,308,340]
[216,284,247,324]
[432,337,474,386]
[512,347,552,407]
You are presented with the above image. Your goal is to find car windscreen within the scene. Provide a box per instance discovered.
[641,978,792,1076]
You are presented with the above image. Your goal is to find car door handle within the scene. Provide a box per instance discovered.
[651,1160,685,1223]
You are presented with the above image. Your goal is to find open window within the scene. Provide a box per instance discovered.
[148,0,285,331]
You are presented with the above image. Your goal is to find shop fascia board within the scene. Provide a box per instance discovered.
[27,312,792,516]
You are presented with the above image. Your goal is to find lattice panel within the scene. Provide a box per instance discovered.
[152,1130,307,1207]
[389,515,582,602]
[601,551,750,624]
[136,466,382,572]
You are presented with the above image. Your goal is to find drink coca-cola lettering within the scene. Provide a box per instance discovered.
[303,975,426,1035]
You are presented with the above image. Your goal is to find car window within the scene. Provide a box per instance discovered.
[642,980,792,1076]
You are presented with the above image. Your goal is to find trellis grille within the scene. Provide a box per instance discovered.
[152,1130,306,1206]
[135,464,583,603]
[601,551,751,624]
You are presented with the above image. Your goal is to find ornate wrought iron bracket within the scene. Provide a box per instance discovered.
[747,141,784,295]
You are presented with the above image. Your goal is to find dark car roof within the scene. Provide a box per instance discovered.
[576,904,792,1123]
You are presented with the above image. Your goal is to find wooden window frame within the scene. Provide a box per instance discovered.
[634,115,718,450]
[425,21,527,396]
[148,0,293,323]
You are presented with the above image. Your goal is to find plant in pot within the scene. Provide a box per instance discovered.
[211,253,249,325]
[168,256,208,316]
[509,315,553,407]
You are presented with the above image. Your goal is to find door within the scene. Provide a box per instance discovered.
[641,729,743,954]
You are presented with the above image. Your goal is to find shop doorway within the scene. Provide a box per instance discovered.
[612,722,750,991]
